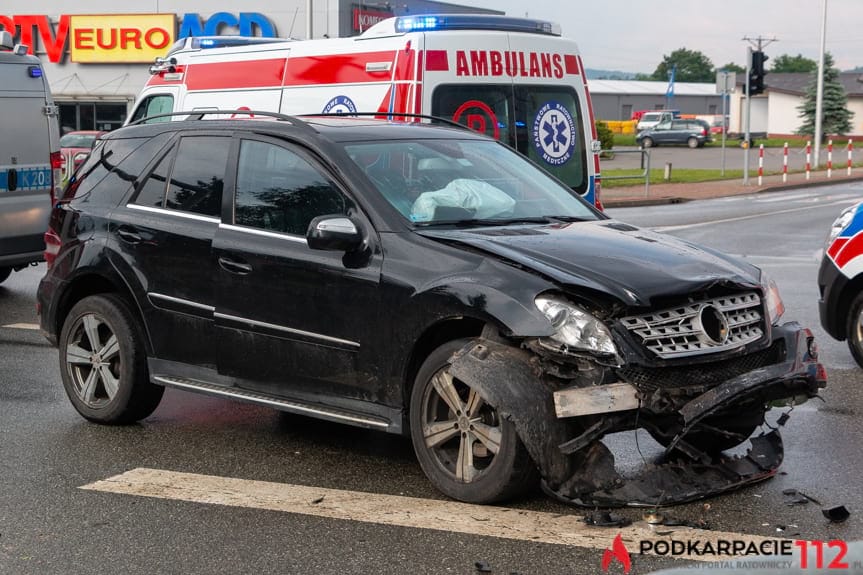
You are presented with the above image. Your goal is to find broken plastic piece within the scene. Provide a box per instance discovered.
[776,412,791,426]
[782,488,821,506]
[583,511,632,527]
[474,560,493,573]
[822,505,851,523]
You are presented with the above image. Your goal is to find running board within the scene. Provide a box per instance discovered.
[152,375,391,430]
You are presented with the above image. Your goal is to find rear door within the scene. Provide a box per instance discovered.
[0,57,55,266]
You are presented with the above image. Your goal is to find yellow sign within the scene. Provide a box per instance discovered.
[69,14,174,64]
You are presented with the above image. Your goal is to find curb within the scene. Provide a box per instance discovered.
[602,173,863,208]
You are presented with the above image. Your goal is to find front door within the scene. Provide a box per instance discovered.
[213,135,383,401]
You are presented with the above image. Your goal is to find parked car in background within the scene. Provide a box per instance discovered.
[0,30,61,285]
[637,119,712,148]
[38,110,824,508]
[59,130,105,177]
[819,201,863,367]
[634,110,679,133]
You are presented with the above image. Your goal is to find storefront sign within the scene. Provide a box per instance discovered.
[352,6,393,32]
[0,12,277,64]
[69,14,174,63]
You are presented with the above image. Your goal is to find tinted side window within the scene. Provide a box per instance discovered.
[69,138,146,203]
[234,139,352,236]
[84,133,174,207]
[133,147,174,208]
[165,136,230,217]
[129,94,174,124]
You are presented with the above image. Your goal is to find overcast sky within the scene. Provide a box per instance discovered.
[452,0,862,73]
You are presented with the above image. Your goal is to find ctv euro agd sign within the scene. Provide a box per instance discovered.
[69,14,174,63]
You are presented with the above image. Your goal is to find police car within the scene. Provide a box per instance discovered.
[819,201,863,366]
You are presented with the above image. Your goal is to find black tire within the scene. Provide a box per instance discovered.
[641,137,654,148]
[59,294,163,424]
[687,136,699,149]
[846,291,863,368]
[647,408,765,454]
[0,267,11,285]
[409,339,538,504]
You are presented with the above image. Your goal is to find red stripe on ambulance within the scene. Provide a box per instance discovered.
[185,59,286,90]
[283,51,397,86]
[835,234,863,269]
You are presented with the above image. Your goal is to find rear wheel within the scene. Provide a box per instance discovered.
[641,137,654,148]
[846,291,863,368]
[59,294,164,424]
[0,267,11,285]
[409,339,537,504]
[687,136,699,149]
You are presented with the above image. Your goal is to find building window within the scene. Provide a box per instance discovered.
[59,102,128,134]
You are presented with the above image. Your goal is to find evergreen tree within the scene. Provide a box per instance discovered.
[650,48,714,83]
[797,53,853,138]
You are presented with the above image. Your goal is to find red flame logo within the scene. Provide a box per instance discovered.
[602,533,632,573]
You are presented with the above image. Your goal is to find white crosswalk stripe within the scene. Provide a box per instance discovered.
[81,468,787,562]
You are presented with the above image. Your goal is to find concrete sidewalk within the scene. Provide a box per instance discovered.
[601,170,863,208]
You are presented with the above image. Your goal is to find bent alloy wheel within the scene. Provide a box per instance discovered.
[846,292,863,368]
[410,339,537,504]
[59,294,164,424]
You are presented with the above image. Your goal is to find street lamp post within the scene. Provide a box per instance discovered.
[814,0,828,167]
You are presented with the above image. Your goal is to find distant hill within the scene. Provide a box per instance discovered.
[585,68,640,80]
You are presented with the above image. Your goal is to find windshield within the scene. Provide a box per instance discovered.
[344,139,599,225]
[60,133,98,148]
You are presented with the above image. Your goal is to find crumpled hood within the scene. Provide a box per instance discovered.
[416,219,761,306]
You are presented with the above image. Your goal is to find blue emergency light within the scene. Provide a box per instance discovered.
[394,14,561,36]
[27,65,42,78]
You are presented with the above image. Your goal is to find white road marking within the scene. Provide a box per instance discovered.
[81,468,786,562]
[753,192,814,203]
[1,323,40,330]
[654,199,859,232]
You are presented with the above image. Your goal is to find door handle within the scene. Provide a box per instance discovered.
[218,256,253,275]
[116,228,142,244]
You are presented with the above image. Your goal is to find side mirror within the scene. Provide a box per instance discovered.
[307,215,364,252]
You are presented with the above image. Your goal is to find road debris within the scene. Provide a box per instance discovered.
[583,511,632,527]
[822,505,851,523]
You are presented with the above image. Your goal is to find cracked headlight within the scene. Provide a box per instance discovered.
[534,295,618,356]
[761,273,785,325]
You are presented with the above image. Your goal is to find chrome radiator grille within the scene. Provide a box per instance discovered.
[620,292,764,359]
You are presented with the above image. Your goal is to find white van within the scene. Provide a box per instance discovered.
[130,14,605,209]
[0,31,61,285]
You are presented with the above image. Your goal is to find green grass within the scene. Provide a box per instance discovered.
[610,134,814,149]
[601,168,745,188]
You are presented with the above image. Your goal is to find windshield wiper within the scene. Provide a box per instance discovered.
[541,215,592,222]
[416,216,556,227]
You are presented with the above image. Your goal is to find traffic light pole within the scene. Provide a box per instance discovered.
[743,46,751,185]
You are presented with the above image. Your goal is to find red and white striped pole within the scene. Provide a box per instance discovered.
[806,141,811,180]
[782,142,788,183]
[828,139,833,178]
[848,139,853,176]
[758,144,764,185]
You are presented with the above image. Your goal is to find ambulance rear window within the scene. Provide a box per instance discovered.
[432,85,587,195]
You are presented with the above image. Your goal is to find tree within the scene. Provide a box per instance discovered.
[719,62,745,73]
[771,53,817,74]
[650,48,714,83]
[796,53,853,138]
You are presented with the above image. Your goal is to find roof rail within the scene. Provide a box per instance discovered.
[127,109,315,132]
[302,112,475,133]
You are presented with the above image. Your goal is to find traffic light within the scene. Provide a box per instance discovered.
[748,51,768,96]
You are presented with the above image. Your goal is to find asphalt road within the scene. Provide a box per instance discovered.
[1,185,862,574]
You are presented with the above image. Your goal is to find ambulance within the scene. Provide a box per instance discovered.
[130,14,604,208]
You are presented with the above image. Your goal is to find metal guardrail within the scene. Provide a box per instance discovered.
[600,148,651,197]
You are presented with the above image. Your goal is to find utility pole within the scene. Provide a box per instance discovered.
[741,35,778,185]
[814,0,828,167]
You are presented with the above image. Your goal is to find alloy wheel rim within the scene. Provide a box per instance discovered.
[65,313,122,409]
[421,369,502,483]
[856,308,863,352]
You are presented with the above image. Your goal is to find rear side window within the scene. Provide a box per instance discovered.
[129,94,174,124]
[134,136,229,216]
[234,139,353,236]
[67,138,147,205]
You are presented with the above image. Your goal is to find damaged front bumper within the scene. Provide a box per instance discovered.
[448,322,826,507]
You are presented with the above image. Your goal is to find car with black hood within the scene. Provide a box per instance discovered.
[37,111,825,507]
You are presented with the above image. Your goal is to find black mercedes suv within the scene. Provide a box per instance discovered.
[38,112,825,507]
